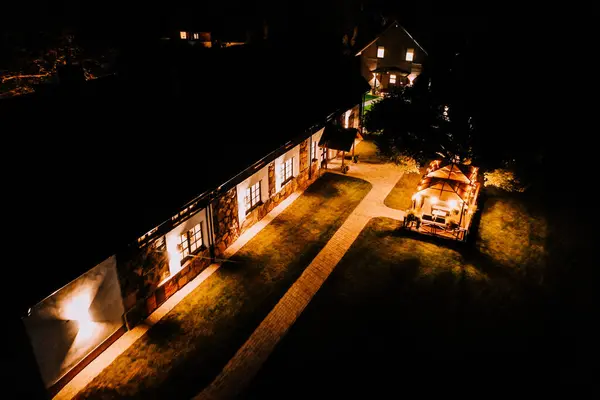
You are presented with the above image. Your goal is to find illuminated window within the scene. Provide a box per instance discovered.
[406,48,414,61]
[311,141,318,160]
[281,158,293,184]
[390,74,397,84]
[153,236,166,252]
[377,46,385,58]
[178,223,203,260]
[180,31,187,40]
[245,181,262,213]
[193,32,199,40]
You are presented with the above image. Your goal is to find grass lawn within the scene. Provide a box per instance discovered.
[244,193,555,398]
[76,173,371,400]
[364,93,379,102]
[383,168,424,211]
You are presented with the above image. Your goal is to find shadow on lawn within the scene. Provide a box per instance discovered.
[146,319,184,347]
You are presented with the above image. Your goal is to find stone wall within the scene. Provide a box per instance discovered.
[268,162,276,197]
[120,244,212,328]
[212,186,240,256]
[299,139,309,173]
[240,162,318,236]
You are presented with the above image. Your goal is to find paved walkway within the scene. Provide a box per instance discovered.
[54,192,304,400]
[196,158,406,400]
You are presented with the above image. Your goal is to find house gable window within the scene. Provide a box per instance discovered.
[178,223,203,261]
[180,31,187,40]
[390,74,397,84]
[406,48,414,61]
[377,46,385,58]
[281,158,293,185]
[245,181,262,213]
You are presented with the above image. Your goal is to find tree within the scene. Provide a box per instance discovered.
[365,83,475,167]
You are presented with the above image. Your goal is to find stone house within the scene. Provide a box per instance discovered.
[356,20,428,91]
[10,43,370,396]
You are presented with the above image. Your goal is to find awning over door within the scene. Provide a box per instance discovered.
[318,124,360,152]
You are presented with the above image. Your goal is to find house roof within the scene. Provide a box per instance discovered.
[355,20,428,57]
[318,124,359,152]
[4,44,370,313]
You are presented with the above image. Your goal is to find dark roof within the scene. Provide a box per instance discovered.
[319,124,359,152]
[355,20,428,57]
[4,44,369,312]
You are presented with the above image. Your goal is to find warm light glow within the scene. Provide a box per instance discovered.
[377,46,385,58]
[406,48,414,61]
[63,291,96,341]
[167,235,183,275]
[430,196,438,204]
[193,32,199,40]
[407,73,417,85]
[412,194,422,203]
[344,110,351,128]
[448,200,458,209]
[389,74,397,84]
[180,31,187,40]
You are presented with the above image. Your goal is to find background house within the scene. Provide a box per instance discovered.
[356,20,427,92]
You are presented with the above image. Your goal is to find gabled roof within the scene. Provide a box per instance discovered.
[415,162,478,202]
[416,178,470,202]
[426,163,476,184]
[355,20,428,57]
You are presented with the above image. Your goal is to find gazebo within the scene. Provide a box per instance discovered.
[405,161,480,241]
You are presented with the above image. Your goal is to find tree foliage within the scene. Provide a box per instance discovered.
[365,84,475,166]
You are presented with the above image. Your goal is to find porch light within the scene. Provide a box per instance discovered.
[430,196,438,204]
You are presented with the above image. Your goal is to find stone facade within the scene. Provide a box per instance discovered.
[119,244,212,328]
[240,161,317,236]
[268,162,276,197]
[299,139,309,173]
[212,186,240,257]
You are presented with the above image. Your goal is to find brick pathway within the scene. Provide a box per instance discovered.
[196,160,406,400]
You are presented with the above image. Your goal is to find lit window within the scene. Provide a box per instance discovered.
[377,46,385,58]
[281,158,293,184]
[153,236,166,252]
[245,181,262,212]
[193,33,199,40]
[180,31,187,40]
[406,48,414,61]
[311,141,318,160]
[178,223,203,260]
[390,74,396,84]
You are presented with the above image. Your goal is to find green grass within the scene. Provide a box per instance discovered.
[364,93,379,102]
[76,173,371,400]
[383,169,424,211]
[244,195,551,397]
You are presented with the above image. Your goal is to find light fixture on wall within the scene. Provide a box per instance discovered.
[62,291,96,342]
[166,235,183,275]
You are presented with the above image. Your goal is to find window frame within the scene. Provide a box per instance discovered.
[311,142,318,161]
[180,31,187,40]
[389,74,397,84]
[377,46,385,59]
[245,180,262,214]
[281,158,294,185]
[178,222,204,262]
[406,48,414,62]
